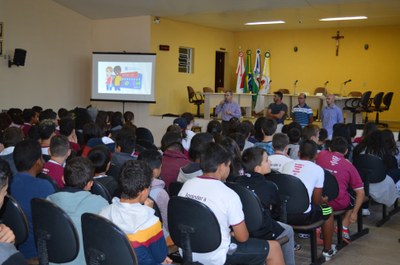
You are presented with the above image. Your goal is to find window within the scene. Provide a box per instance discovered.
[178,47,193,73]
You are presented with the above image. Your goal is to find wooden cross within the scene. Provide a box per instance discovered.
[332,31,344,56]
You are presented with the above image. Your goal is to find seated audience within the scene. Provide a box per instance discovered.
[269,133,293,172]
[10,139,56,261]
[38,119,57,156]
[0,127,24,176]
[178,142,284,265]
[47,157,109,265]
[254,117,277,155]
[59,117,80,153]
[100,160,172,265]
[180,112,196,151]
[236,147,296,265]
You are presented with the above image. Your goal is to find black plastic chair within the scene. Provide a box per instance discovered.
[377,92,394,127]
[368,92,384,124]
[266,172,324,264]
[168,181,184,197]
[31,198,79,265]
[187,86,204,118]
[343,91,372,127]
[168,196,221,263]
[0,194,29,246]
[36,173,60,192]
[353,154,400,227]
[91,180,112,203]
[81,213,138,265]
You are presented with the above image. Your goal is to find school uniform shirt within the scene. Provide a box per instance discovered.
[42,160,65,189]
[268,154,293,172]
[281,160,324,213]
[178,176,244,265]
[316,150,364,211]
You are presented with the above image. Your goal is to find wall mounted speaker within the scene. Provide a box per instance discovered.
[8,48,27,67]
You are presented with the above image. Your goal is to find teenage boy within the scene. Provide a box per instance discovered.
[42,135,71,189]
[47,157,109,265]
[269,133,293,172]
[178,142,284,265]
[10,139,56,261]
[236,146,296,265]
[100,160,172,264]
[316,136,365,243]
[282,140,336,261]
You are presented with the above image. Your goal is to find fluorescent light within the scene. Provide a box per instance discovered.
[245,20,285,25]
[319,16,367,22]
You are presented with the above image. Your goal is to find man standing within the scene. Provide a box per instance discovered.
[291,93,313,127]
[267,91,288,131]
[321,94,343,139]
[215,90,241,132]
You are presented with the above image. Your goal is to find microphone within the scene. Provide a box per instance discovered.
[324,81,329,86]
[344,79,352,85]
[269,80,272,84]
[294,80,298,85]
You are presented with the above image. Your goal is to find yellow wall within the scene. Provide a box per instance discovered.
[150,19,235,115]
[233,26,400,121]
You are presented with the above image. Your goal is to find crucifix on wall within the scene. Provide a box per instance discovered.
[332,31,344,56]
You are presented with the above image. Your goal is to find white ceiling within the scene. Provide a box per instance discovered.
[52,0,400,31]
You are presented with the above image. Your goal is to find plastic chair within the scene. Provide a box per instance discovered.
[353,154,400,227]
[81,213,138,265]
[168,181,184,197]
[368,92,384,124]
[0,194,29,246]
[168,196,221,263]
[266,172,324,263]
[277,88,290,94]
[187,86,204,118]
[314,87,328,95]
[31,198,79,265]
[91,180,112,203]
[37,173,60,192]
[377,92,394,127]
[202,87,214,93]
[343,91,372,127]
[347,91,362,97]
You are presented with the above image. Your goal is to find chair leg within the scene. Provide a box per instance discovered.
[335,215,344,247]
[350,207,369,241]
[196,104,201,118]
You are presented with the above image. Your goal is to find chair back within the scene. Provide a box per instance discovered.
[187,86,195,102]
[372,92,384,109]
[353,154,386,196]
[348,91,362,97]
[277,88,290,94]
[31,198,79,264]
[168,196,221,262]
[225,182,264,233]
[0,194,29,246]
[322,170,339,202]
[168,181,184,197]
[149,196,163,223]
[203,87,213,93]
[81,213,138,265]
[91,180,112,203]
[314,87,327,95]
[360,91,372,109]
[265,173,309,215]
[37,173,60,192]
[382,92,394,108]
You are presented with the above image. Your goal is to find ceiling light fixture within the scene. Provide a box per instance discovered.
[319,16,367,22]
[245,20,285,25]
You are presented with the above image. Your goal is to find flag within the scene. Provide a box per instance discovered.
[235,51,245,93]
[253,49,261,96]
[254,51,271,113]
[244,49,253,93]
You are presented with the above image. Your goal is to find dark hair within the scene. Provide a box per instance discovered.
[137,149,162,170]
[136,127,154,144]
[237,122,251,138]
[49,135,70,157]
[382,129,399,156]
[110,111,123,129]
[188,132,214,161]
[87,145,111,174]
[161,132,183,152]
[346,123,357,138]
[318,128,328,142]
[7,108,23,125]
[13,139,42,172]
[354,130,384,158]
[200,142,231,173]
[115,126,136,154]
[361,122,378,138]
[241,120,255,136]
[57,108,70,119]
[272,133,289,151]
[95,110,110,133]
[32,106,43,114]
[0,159,11,189]
[181,112,194,125]
[218,136,242,176]
[242,147,266,172]
[274,91,283,100]
[288,127,301,143]
[82,122,102,145]
[2,127,23,148]
[22,109,36,123]
[254,117,277,141]
[299,139,318,160]
[228,132,246,151]
[206,120,222,135]
[332,123,352,145]
[39,109,57,121]
[123,111,134,123]
[64,157,94,189]
[301,124,320,141]
[0,113,12,132]
[38,119,56,140]
[329,136,348,154]
[119,160,152,199]
[59,117,75,136]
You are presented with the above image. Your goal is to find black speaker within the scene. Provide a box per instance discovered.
[8,48,27,67]
[13,49,27,66]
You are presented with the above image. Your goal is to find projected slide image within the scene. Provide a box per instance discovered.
[98,62,152,95]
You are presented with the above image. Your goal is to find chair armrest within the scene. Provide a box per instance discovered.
[193,92,204,101]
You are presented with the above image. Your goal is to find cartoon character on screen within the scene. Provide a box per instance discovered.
[106,66,114,91]
[113,65,122,91]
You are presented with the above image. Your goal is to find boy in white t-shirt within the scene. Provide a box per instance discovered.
[269,133,293,172]
[179,142,284,265]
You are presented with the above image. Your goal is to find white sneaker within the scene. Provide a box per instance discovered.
[362,209,371,216]
[322,245,337,261]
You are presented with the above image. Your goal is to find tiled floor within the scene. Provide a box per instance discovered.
[294,202,400,265]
